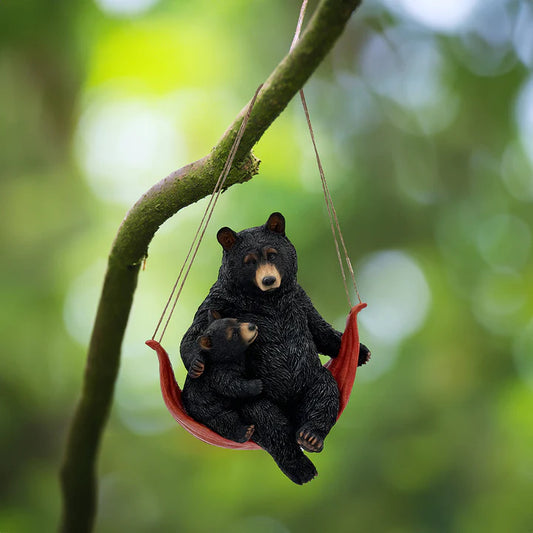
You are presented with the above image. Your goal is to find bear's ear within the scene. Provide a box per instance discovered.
[217,227,237,251]
[207,309,221,325]
[265,212,285,236]
[197,335,212,351]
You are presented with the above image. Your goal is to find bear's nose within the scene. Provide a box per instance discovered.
[262,276,277,287]
[248,323,257,332]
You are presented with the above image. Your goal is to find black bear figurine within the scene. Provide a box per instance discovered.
[181,212,370,484]
[182,310,262,443]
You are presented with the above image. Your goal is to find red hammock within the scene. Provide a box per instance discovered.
[145,301,366,450]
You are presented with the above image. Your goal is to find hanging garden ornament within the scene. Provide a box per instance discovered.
[146,0,369,485]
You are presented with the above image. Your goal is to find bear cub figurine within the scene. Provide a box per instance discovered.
[182,310,263,443]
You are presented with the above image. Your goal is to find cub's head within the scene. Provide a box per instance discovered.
[197,310,258,362]
[217,212,298,295]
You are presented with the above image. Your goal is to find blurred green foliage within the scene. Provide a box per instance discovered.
[1,0,532,531]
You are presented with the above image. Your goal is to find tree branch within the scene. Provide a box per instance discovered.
[59,1,361,531]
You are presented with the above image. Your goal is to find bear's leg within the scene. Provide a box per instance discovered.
[207,410,255,443]
[241,398,318,485]
[295,367,339,453]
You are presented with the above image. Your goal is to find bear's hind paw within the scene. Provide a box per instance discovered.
[243,424,255,441]
[234,424,255,443]
[279,455,318,485]
[296,427,324,453]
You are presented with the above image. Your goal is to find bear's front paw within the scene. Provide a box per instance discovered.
[188,356,205,378]
[358,343,371,366]
[247,379,263,396]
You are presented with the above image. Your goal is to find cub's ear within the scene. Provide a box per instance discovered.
[207,309,221,324]
[217,227,237,251]
[265,212,285,236]
[197,335,212,351]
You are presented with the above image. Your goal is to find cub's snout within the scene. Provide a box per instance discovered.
[240,322,258,344]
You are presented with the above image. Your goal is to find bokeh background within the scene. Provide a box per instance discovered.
[2,0,533,531]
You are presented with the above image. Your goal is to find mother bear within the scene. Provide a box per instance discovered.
[180,212,369,484]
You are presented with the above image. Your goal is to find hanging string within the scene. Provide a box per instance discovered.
[290,0,308,51]
[290,0,362,307]
[153,0,361,343]
[152,84,263,343]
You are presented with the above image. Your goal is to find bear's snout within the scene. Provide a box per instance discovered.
[262,276,277,287]
[254,264,281,292]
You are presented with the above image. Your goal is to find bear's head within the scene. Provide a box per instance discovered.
[197,310,258,363]
[216,212,298,296]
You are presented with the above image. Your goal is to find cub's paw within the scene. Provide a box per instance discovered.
[358,343,371,366]
[296,426,324,453]
[247,379,263,396]
[235,424,255,443]
[188,357,205,378]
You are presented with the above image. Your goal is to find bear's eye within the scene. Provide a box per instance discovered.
[244,254,258,266]
[232,329,240,339]
[265,248,278,262]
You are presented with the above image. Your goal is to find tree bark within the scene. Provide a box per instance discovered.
[59,1,362,531]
